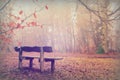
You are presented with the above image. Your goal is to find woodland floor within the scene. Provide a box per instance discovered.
[0,52,120,80]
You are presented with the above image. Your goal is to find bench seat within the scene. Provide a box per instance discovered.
[22,56,63,60]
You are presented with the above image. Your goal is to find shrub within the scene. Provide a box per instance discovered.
[96,45,105,54]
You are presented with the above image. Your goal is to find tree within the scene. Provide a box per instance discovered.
[78,0,120,53]
[0,0,48,52]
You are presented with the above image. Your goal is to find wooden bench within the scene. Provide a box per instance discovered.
[14,46,63,72]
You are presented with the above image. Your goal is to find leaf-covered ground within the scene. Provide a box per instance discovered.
[0,52,120,80]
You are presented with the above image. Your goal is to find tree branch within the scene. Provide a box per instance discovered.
[79,0,120,22]
[0,6,45,34]
[0,0,11,11]
[108,14,120,21]
[108,6,120,16]
[78,0,102,21]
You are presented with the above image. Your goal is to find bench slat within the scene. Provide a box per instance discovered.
[22,56,63,61]
[45,57,63,61]
[14,46,53,53]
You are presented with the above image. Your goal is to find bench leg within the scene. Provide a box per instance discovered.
[40,61,44,72]
[29,59,33,68]
[51,60,55,73]
[19,59,22,69]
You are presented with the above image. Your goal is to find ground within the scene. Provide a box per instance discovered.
[0,52,120,80]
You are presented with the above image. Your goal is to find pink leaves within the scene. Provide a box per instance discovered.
[21,20,24,23]
[41,25,43,28]
[8,22,16,27]
[26,22,37,26]
[16,17,20,20]
[31,22,37,26]
[16,23,25,29]
[17,23,21,28]
[45,5,48,10]
[0,35,12,43]
[4,38,11,43]
[2,23,7,27]
[33,12,37,18]
[19,10,23,15]
[0,35,5,39]
[26,22,44,28]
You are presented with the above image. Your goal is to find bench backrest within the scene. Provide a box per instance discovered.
[14,46,53,53]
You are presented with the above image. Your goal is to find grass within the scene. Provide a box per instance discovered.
[0,52,120,80]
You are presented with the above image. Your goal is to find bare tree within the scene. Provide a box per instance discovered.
[78,0,120,53]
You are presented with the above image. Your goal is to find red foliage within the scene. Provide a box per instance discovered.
[0,35,5,39]
[17,23,21,28]
[41,25,43,28]
[8,22,16,27]
[16,23,25,29]
[26,22,30,27]
[0,35,12,43]
[21,20,24,23]
[37,24,43,28]
[16,17,20,20]
[45,5,48,10]
[4,38,10,43]
[2,23,7,27]
[33,13,37,18]
[21,26,25,29]
[30,22,37,26]
[7,30,14,34]
[26,22,37,27]
[19,10,23,15]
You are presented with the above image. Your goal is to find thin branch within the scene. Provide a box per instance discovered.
[108,18,120,21]
[0,0,11,11]
[0,6,45,34]
[78,0,102,21]
[32,0,44,9]
[108,14,120,21]
[108,6,120,16]
[79,0,120,22]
